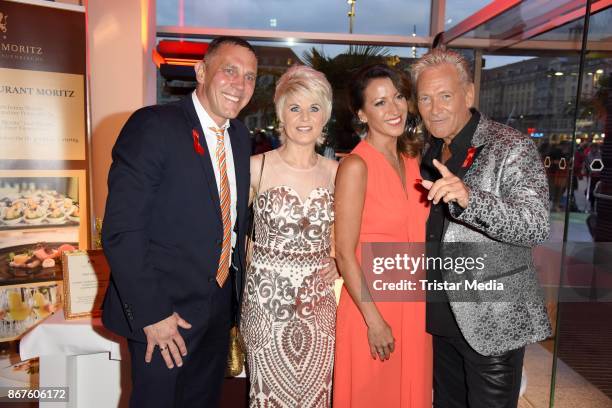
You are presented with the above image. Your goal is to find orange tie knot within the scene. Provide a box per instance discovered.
[209,127,225,141]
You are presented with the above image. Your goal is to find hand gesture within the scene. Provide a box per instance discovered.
[143,312,192,369]
[421,159,470,209]
[318,256,340,285]
[367,316,395,361]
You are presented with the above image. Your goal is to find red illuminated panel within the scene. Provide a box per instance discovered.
[157,40,208,61]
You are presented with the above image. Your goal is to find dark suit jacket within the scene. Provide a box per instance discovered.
[101,96,251,342]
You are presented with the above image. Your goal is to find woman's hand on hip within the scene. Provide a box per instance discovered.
[318,256,340,284]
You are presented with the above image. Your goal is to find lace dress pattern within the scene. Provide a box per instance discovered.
[240,185,336,408]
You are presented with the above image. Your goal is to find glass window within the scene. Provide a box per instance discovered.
[156,38,426,153]
[551,5,612,407]
[475,4,612,407]
[157,0,430,36]
[451,0,592,43]
[444,0,488,29]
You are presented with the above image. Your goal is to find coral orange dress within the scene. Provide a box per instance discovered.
[333,140,432,407]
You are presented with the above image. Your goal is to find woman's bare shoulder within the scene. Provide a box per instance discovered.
[338,153,366,175]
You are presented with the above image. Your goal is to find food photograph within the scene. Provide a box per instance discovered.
[0,177,80,231]
[0,283,61,342]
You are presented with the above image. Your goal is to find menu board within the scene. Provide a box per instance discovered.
[0,0,89,345]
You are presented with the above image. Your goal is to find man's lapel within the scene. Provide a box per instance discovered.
[181,97,222,225]
[457,113,489,182]
[454,145,484,181]
[420,141,442,182]
[441,114,488,237]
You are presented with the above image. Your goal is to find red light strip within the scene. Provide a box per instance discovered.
[164,58,201,66]
[443,0,523,43]
[491,0,584,41]
[515,0,612,43]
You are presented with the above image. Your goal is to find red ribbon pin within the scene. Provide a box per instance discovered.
[192,129,205,155]
[461,146,477,169]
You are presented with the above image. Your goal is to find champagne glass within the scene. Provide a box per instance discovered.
[32,289,51,319]
[7,288,31,322]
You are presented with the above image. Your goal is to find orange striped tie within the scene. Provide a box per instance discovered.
[210,127,231,287]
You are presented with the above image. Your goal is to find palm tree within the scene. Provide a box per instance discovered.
[240,67,284,129]
[303,45,393,151]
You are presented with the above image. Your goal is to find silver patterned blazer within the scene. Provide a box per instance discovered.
[441,113,553,356]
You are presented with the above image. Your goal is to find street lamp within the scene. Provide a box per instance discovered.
[347,0,356,34]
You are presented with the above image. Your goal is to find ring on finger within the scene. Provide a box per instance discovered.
[159,345,168,351]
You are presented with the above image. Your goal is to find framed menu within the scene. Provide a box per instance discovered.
[62,250,109,319]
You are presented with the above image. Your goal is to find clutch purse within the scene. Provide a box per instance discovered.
[226,326,245,376]
[225,154,266,377]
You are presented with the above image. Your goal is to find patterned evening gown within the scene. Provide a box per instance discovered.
[240,150,337,408]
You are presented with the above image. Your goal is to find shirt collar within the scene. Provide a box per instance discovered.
[433,109,480,154]
[191,91,230,132]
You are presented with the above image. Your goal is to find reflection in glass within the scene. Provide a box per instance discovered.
[455,0,598,43]
[444,0,489,29]
[551,4,612,408]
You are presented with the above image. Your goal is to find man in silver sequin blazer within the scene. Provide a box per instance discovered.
[414,48,552,408]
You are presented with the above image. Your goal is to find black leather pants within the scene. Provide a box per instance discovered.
[433,335,525,408]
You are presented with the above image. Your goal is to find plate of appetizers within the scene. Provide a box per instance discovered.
[1,207,23,226]
[45,207,66,224]
[23,205,46,225]
[0,192,79,228]
[1,242,77,277]
[67,205,80,223]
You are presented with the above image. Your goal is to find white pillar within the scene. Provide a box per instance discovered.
[86,0,157,223]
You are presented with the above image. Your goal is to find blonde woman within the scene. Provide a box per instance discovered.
[240,65,339,407]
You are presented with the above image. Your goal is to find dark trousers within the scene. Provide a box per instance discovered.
[127,281,232,408]
[433,335,525,408]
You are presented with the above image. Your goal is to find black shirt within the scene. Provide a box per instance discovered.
[421,110,480,337]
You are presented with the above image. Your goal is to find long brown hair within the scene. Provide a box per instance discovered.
[348,64,422,157]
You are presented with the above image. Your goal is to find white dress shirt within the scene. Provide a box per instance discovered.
[192,91,238,250]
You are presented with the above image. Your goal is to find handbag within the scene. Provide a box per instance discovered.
[226,153,266,377]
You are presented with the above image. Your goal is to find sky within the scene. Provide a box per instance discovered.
[157,0,432,36]
[157,0,434,67]
[156,0,604,71]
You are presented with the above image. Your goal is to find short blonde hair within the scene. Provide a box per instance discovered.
[274,65,333,144]
[411,48,473,86]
